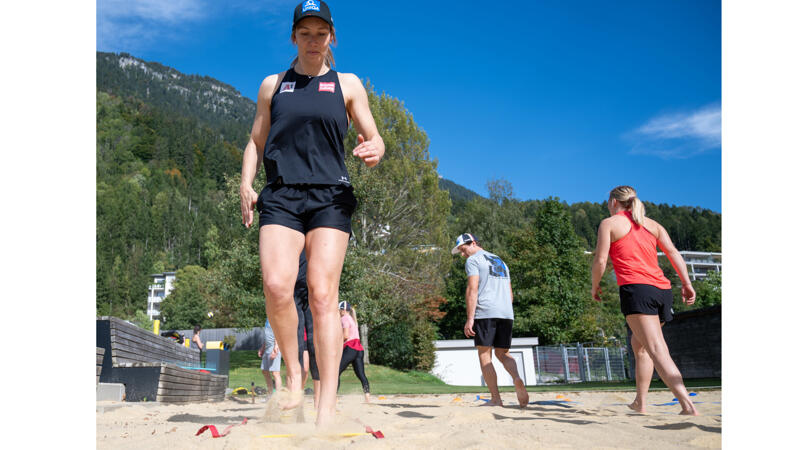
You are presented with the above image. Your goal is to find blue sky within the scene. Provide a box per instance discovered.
[97,0,721,211]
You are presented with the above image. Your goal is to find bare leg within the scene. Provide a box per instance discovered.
[259,225,305,409]
[477,346,502,406]
[303,350,310,388]
[313,379,321,409]
[628,331,653,413]
[494,348,528,408]
[262,369,274,394]
[626,314,699,415]
[306,227,349,426]
[272,370,283,391]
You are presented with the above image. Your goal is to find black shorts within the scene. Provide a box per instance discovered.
[473,318,513,349]
[257,183,357,234]
[619,284,674,323]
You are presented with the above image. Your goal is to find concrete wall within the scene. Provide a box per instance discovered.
[431,338,539,386]
[627,305,721,379]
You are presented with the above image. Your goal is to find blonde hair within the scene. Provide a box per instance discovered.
[347,306,358,331]
[609,185,646,225]
[290,23,336,69]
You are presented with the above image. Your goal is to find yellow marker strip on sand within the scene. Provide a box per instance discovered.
[260,433,370,438]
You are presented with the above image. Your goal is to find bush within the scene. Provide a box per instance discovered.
[369,321,414,370]
[369,319,437,372]
[223,334,237,350]
[411,320,437,371]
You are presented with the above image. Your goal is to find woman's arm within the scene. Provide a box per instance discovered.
[654,221,696,305]
[341,73,385,167]
[240,74,279,227]
[591,219,612,301]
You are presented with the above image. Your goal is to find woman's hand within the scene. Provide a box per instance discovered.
[240,184,258,228]
[352,134,381,167]
[682,284,696,305]
[591,285,603,302]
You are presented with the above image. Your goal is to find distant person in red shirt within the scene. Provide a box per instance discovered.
[591,185,698,415]
[337,301,370,403]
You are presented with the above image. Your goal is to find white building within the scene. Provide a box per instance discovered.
[431,337,539,386]
[658,251,721,281]
[146,271,176,320]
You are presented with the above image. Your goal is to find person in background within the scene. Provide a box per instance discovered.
[337,301,370,403]
[192,325,204,351]
[295,250,321,408]
[453,233,529,409]
[591,185,698,415]
[258,317,283,396]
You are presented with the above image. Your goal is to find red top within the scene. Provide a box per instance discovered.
[609,211,671,289]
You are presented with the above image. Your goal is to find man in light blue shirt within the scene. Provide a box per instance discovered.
[453,233,528,408]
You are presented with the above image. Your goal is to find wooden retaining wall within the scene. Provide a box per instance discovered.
[97,317,227,402]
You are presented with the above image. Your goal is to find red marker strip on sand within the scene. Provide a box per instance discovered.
[196,417,248,438]
[365,425,385,439]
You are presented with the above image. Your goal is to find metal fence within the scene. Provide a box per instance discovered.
[175,327,265,351]
[533,343,629,384]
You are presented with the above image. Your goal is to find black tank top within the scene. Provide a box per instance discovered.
[263,68,350,186]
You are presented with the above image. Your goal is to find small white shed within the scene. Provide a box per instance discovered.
[431,337,539,386]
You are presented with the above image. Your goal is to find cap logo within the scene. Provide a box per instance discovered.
[302,0,320,13]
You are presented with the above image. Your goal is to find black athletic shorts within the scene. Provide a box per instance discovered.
[257,183,357,234]
[619,284,674,323]
[473,318,513,349]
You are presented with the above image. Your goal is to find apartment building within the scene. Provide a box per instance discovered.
[146,271,176,320]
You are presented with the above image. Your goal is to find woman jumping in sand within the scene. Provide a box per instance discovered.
[591,185,698,415]
[238,0,384,426]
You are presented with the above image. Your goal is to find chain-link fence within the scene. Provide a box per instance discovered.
[533,343,629,384]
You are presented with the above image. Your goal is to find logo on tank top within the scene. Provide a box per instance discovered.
[338,176,350,185]
[319,82,335,93]
[280,81,295,93]
[302,0,320,13]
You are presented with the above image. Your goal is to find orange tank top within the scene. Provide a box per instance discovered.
[608,211,671,289]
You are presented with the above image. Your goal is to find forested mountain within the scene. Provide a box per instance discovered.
[438,177,480,205]
[96,51,721,351]
[97,52,254,141]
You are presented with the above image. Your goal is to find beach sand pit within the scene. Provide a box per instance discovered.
[96,389,721,449]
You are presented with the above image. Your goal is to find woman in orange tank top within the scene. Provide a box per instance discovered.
[591,186,698,416]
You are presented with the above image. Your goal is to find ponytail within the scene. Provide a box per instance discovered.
[630,196,646,226]
[609,185,646,225]
[349,307,358,331]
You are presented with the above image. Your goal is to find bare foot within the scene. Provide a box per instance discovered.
[315,405,336,427]
[514,378,529,409]
[478,398,503,406]
[364,393,371,403]
[679,404,700,416]
[627,399,646,413]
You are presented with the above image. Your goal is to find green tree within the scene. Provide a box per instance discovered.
[691,270,722,309]
[506,198,594,344]
[159,265,214,329]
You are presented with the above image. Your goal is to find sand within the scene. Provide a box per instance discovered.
[96,389,721,449]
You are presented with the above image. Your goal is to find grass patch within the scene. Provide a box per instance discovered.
[222,351,720,395]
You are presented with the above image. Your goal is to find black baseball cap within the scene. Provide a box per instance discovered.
[293,0,333,28]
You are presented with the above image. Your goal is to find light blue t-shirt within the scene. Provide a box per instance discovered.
[465,249,514,320]
[264,318,276,346]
